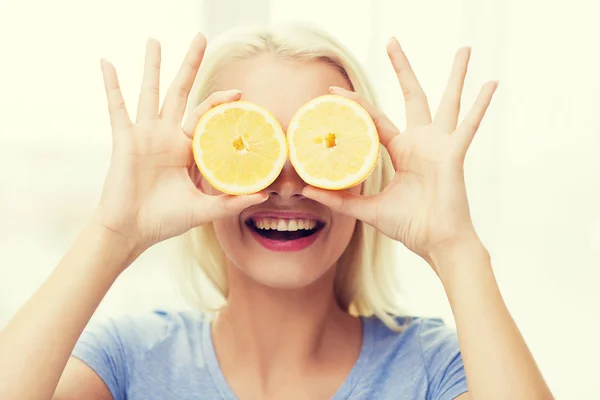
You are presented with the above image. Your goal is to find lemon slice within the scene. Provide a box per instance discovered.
[192,101,287,195]
[287,95,379,190]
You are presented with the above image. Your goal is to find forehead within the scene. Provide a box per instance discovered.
[212,54,353,130]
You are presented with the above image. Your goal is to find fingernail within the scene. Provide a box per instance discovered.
[329,86,345,92]
[388,36,399,46]
[228,89,242,96]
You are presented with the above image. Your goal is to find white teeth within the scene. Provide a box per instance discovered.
[288,220,298,231]
[251,218,319,231]
[277,219,286,231]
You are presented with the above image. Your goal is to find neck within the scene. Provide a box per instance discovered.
[212,263,361,381]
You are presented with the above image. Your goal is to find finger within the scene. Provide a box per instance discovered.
[455,80,498,151]
[100,59,132,131]
[193,192,269,226]
[328,86,401,166]
[302,186,377,227]
[386,37,432,127]
[434,46,471,132]
[136,38,162,122]
[160,32,207,122]
[182,89,243,138]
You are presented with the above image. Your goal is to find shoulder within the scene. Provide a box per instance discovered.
[73,311,207,383]
[114,308,206,340]
[72,309,210,399]
[362,316,467,399]
[82,309,206,353]
[367,315,459,355]
[74,308,209,360]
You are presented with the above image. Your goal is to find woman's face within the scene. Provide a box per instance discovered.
[206,54,361,289]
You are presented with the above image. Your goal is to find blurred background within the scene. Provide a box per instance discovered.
[1,0,599,397]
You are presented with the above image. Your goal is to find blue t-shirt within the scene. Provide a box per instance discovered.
[72,310,468,399]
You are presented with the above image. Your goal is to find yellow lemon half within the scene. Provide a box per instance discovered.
[192,101,288,195]
[287,95,380,190]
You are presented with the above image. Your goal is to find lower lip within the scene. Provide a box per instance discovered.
[249,227,322,252]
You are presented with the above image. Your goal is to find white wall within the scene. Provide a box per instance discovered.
[1,0,599,398]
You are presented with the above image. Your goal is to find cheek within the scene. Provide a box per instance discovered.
[330,214,358,253]
[213,219,242,251]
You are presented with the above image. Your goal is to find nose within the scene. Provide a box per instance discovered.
[266,159,306,201]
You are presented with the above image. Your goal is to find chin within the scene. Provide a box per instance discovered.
[230,250,336,290]
[214,205,356,289]
[213,214,356,292]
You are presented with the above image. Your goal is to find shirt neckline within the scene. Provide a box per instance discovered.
[201,315,375,400]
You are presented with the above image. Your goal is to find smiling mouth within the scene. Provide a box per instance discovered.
[245,217,325,241]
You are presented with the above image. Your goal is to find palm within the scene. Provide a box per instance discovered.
[375,126,471,258]
[95,35,266,251]
[110,126,192,240]
[304,38,497,263]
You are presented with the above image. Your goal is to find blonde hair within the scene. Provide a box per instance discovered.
[177,22,406,330]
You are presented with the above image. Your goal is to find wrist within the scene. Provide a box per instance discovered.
[427,235,491,286]
[81,220,144,274]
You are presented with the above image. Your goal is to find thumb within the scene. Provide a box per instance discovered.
[190,192,269,227]
[302,186,376,226]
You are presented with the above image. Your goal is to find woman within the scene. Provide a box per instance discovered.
[0,24,553,399]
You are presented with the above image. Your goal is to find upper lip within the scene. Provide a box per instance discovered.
[244,210,326,224]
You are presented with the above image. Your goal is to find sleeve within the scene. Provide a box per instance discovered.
[71,316,134,400]
[418,318,469,400]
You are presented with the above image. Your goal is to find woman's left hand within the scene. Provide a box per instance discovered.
[302,37,498,271]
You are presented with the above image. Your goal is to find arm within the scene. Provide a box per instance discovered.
[0,224,135,400]
[0,34,264,400]
[431,240,554,400]
[302,38,553,399]
[55,358,115,400]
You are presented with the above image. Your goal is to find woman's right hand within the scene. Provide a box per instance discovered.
[94,33,267,253]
